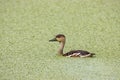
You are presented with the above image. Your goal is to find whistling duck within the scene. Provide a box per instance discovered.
[49,34,95,57]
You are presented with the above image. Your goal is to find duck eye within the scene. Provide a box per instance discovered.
[56,36,61,38]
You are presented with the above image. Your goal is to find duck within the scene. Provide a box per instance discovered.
[49,34,95,57]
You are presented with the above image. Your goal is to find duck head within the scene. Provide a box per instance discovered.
[49,34,65,42]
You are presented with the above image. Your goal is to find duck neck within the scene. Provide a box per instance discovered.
[58,41,65,55]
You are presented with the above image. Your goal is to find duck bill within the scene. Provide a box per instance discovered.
[49,38,57,42]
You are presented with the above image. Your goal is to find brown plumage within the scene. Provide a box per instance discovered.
[49,34,95,57]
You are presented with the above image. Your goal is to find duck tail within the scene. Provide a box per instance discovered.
[91,53,95,55]
[90,53,95,57]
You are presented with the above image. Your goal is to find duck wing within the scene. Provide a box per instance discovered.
[63,50,90,56]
